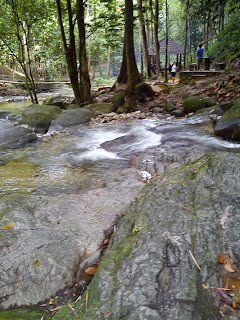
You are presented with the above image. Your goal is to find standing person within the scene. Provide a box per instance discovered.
[171,62,177,83]
[196,44,204,70]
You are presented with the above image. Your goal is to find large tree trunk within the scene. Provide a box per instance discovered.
[77,0,91,103]
[137,0,151,79]
[124,0,142,112]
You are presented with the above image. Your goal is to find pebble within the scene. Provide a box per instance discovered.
[90,110,153,124]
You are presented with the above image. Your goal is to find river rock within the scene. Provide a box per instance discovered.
[49,108,95,131]
[0,111,11,119]
[0,125,38,146]
[135,82,155,100]
[111,91,125,111]
[0,119,14,130]
[214,102,240,140]
[84,103,114,114]
[0,166,143,310]
[183,96,206,114]
[54,152,240,320]
[42,95,67,109]
[19,104,62,133]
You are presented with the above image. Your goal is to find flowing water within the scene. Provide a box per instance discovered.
[1,107,240,197]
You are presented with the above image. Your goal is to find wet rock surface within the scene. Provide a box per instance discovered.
[54,152,240,320]
[1,110,240,318]
[0,125,38,146]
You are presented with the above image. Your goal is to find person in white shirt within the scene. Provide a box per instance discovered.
[171,62,177,83]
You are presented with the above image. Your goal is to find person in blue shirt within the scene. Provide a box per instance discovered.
[196,44,204,70]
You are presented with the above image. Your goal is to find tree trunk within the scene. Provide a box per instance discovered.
[154,0,160,77]
[219,0,225,32]
[137,0,151,79]
[56,0,81,104]
[106,35,112,77]
[115,44,127,86]
[183,0,189,69]
[77,0,91,103]
[164,0,168,82]
[124,0,142,112]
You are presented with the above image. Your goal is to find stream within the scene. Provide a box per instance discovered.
[1,91,240,315]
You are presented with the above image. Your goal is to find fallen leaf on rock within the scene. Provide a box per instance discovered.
[105,312,112,319]
[202,283,209,289]
[224,263,236,273]
[233,301,237,309]
[49,298,54,305]
[85,266,98,275]
[85,291,88,311]
[2,223,14,230]
[33,260,40,266]
[102,239,109,248]
[218,253,226,264]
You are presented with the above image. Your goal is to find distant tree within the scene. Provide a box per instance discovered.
[207,11,240,63]
[0,0,45,103]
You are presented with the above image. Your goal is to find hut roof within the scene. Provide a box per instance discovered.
[148,37,184,55]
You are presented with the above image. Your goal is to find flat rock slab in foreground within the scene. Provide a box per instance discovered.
[54,152,240,320]
[0,168,143,309]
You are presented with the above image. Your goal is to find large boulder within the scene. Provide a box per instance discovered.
[19,104,62,133]
[214,102,240,140]
[49,108,95,131]
[0,125,37,146]
[135,82,155,100]
[54,152,240,320]
[183,96,206,114]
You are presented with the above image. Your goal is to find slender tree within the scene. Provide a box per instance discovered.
[164,0,169,82]
[137,0,151,79]
[154,0,160,77]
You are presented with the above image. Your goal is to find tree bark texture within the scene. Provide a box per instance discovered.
[154,0,160,77]
[56,0,81,104]
[137,0,151,79]
[164,0,168,82]
[77,0,91,103]
[124,0,141,111]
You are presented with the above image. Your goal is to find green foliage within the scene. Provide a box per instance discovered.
[207,11,240,63]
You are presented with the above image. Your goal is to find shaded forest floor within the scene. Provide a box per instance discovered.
[0,69,239,105]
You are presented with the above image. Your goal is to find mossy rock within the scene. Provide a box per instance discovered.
[203,97,216,108]
[164,102,176,113]
[214,102,240,140]
[217,101,233,113]
[49,108,95,131]
[42,95,66,109]
[111,91,125,111]
[135,82,155,100]
[0,308,51,319]
[195,105,224,117]
[19,104,62,133]
[84,103,114,114]
[182,96,206,114]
